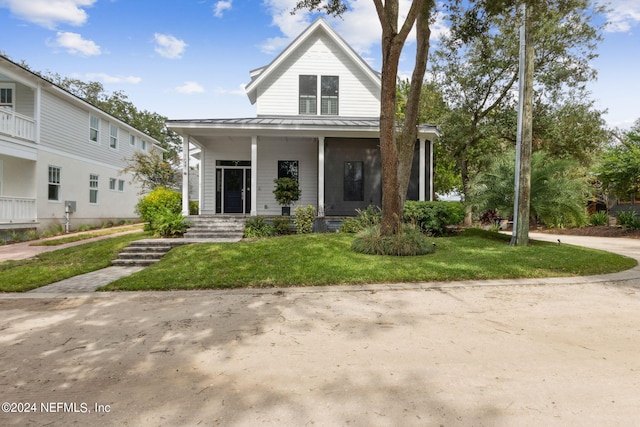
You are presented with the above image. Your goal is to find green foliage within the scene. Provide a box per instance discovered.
[403,201,465,236]
[595,123,640,200]
[294,205,316,234]
[470,150,590,228]
[153,210,188,237]
[589,211,608,226]
[136,187,182,234]
[123,148,181,192]
[244,217,274,238]
[339,205,382,233]
[351,224,436,256]
[272,216,293,235]
[617,210,640,230]
[189,201,199,215]
[273,177,301,206]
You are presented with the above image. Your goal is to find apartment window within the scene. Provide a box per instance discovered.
[344,161,364,201]
[109,178,117,190]
[321,76,339,115]
[130,134,136,147]
[109,125,118,149]
[48,166,61,201]
[89,174,99,204]
[278,160,299,181]
[299,75,317,115]
[89,115,100,142]
[118,179,125,192]
[0,83,15,109]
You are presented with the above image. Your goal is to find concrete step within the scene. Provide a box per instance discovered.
[112,258,160,267]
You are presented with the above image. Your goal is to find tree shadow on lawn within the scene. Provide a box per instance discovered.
[0,290,506,426]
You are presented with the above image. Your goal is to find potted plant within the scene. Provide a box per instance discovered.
[273,177,301,215]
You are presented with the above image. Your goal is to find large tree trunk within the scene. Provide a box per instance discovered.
[377,0,431,235]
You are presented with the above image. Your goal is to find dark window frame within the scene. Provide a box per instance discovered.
[343,161,364,201]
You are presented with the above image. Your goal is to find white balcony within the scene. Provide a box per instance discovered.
[0,109,36,142]
[0,196,37,224]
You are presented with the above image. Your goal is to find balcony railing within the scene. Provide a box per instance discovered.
[0,197,37,223]
[0,109,36,142]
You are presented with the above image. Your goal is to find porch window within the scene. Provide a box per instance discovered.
[89,174,99,204]
[130,134,136,147]
[90,115,100,142]
[344,161,364,201]
[109,178,116,190]
[109,125,118,149]
[278,160,299,181]
[299,75,317,115]
[118,179,125,192]
[0,83,14,109]
[321,76,339,115]
[48,166,61,201]
[141,139,147,151]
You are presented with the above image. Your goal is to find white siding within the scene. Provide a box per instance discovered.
[256,137,317,215]
[256,33,379,117]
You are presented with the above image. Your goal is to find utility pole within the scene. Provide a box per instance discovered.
[511,2,534,246]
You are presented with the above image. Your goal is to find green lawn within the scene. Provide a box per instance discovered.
[101,229,637,291]
[0,232,148,292]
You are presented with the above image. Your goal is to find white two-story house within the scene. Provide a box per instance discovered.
[167,18,439,218]
[0,55,163,234]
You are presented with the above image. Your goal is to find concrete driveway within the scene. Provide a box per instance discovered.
[1,234,639,426]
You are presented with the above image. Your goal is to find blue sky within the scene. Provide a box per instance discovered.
[1,0,639,129]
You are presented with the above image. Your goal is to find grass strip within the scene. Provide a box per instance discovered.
[102,229,637,291]
[0,232,148,292]
[30,225,144,246]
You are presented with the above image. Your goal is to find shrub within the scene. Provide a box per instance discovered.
[273,177,301,207]
[244,217,274,238]
[294,205,316,234]
[153,209,189,237]
[589,211,608,226]
[136,187,182,233]
[272,216,293,235]
[339,205,382,233]
[403,201,465,236]
[617,210,640,230]
[351,224,435,256]
[189,200,199,215]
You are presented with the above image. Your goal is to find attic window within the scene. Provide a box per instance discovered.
[299,75,317,115]
[321,76,339,115]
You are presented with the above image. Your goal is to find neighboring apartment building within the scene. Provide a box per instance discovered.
[168,18,439,217]
[0,55,162,234]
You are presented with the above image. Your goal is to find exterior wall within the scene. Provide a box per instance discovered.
[0,154,36,197]
[255,33,380,117]
[35,150,142,231]
[14,82,35,118]
[256,137,317,215]
[324,138,381,216]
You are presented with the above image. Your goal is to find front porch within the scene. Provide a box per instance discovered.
[0,109,36,142]
[0,196,37,229]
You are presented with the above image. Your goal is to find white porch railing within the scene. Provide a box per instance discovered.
[0,109,36,142]
[0,197,37,223]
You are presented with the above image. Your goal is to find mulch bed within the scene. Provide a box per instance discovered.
[537,225,640,239]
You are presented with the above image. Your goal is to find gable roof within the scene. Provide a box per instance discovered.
[245,17,381,105]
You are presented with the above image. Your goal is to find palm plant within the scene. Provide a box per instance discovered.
[469,150,590,228]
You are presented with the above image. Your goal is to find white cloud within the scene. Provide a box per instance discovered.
[52,31,101,56]
[215,84,247,96]
[154,33,187,59]
[85,73,142,84]
[213,0,232,18]
[604,0,640,33]
[0,0,95,29]
[259,0,314,54]
[176,81,205,94]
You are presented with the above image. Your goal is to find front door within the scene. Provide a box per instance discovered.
[223,169,244,213]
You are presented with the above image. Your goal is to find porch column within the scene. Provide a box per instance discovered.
[251,136,258,216]
[317,136,325,217]
[430,139,435,201]
[182,135,190,216]
[419,138,426,201]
